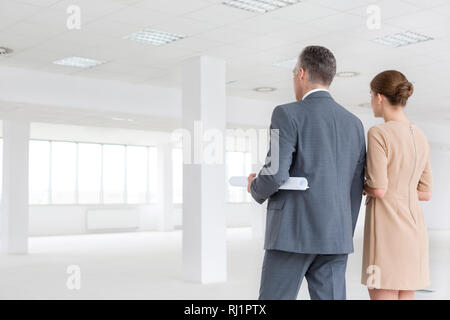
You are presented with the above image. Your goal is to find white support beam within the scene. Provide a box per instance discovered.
[181,56,227,284]
[156,142,175,231]
[1,119,30,254]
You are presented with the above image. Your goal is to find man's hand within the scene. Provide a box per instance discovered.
[247,173,257,193]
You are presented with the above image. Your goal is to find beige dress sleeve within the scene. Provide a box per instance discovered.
[417,152,433,192]
[365,126,389,190]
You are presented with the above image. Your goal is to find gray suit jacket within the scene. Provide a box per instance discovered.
[250,90,366,254]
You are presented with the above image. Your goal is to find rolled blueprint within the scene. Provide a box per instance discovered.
[229,176,309,190]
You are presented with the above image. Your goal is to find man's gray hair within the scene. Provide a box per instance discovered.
[296,46,336,86]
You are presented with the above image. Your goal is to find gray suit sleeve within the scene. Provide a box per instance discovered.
[250,106,297,204]
[350,124,366,235]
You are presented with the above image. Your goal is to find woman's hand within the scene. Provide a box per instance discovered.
[417,190,432,201]
[364,184,386,199]
[247,173,256,193]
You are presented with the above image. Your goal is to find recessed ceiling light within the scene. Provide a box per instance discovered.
[358,103,372,109]
[53,56,105,68]
[112,117,134,122]
[123,29,185,46]
[273,57,297,69]
[223,0,302,13]
[254,87,276,92]
[0,47,13,56]
[336,71,359,78]
[372,31,433,48]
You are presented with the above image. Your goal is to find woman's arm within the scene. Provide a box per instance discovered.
[417,149,433,202]
[364,184,386,199]
[364,127,388,200]
[417,190,432,201]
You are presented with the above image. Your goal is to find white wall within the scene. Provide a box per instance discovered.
[28,201,257,237]
[420,147,450,229]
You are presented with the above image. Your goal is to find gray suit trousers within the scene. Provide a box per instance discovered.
[258,249,348,300]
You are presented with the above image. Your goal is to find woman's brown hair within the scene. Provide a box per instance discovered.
[370,70,414,106]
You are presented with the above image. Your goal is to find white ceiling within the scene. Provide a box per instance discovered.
[1,0,450,121]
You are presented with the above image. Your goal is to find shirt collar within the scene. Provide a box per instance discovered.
[302,88,329,100]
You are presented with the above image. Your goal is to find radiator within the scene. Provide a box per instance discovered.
[86,209,139,231]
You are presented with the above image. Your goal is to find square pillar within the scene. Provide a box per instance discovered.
[156,142,175,231]
[1,119,30,254]
[181,56,227,283]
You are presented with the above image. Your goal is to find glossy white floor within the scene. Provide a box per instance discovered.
[0,227,449,300]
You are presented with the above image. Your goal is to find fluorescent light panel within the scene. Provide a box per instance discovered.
[123,29,185,45]
[372,31,433,48]
[222,0,301,13]
[53,56,105,68]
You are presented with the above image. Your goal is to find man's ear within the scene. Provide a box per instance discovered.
[299,68,306,80]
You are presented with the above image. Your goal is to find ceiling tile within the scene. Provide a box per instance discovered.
[401,0,449,9]
[317,0,377,11]
[264,1,340,22]
[182,3,257,26]
[48,0,131,19]
[149,16,218,37]
[349,0,422,20]
[105,6,171,27]
[133,0,213,15]
[0,1,43,23]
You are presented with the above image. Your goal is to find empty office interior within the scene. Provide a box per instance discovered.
[1,0,450,299]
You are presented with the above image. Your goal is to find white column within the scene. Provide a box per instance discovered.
[156,142,174,231]
[181,56,227,283]
[1,119,30,254]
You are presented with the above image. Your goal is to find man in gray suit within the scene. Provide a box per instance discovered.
[247,46,366,300]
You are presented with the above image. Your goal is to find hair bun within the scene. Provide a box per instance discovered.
[370,70,413,106]
[394,81,414,104]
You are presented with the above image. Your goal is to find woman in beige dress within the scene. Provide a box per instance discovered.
[361,70,433,300]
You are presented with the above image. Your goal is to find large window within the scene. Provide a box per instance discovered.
[51,141,77,204]
[226,133,254,203]
[126,146,148,204]
[0,136,254,205]
[78,143,102,204]
[102,144,125,204]
[226,151,252,203]
[29,140,50,204]
[25,140,158,205]
[171,148,253,204]
[148,147,158,203]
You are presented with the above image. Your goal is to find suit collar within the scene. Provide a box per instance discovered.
[302,89,332,100]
